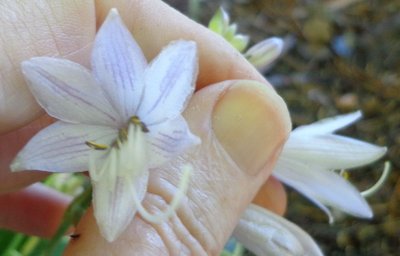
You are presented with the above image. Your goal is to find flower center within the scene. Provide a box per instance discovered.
[85,115,149,186]
[85,116,149,151]
[85,114,193,225]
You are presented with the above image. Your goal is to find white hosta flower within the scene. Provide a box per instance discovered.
[233,204,323,256]
[11,9,200,242]
[273,111,387,222]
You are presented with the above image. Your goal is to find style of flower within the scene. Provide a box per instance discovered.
[273,111,387,222]
[11,9,200,242]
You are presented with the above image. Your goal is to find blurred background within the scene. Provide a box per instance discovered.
[0,0,398,255]
[164,0,399,255]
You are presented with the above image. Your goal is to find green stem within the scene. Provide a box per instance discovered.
[44,181,92,256]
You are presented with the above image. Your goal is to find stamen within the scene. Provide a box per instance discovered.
[118,128,128,142]
[131,165,193,223]
[130,116,141,125]
[130,116,149,133]
[361,161,391,198]
[86,141,108,150]
[339,169,350,180]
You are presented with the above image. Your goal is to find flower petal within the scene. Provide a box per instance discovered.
[91,126,149,242]
[146,116,200,168]
[273,157,373,220]
[10,122,117,173]
[21,57,121,126]
[233,204,323,256]
[138,40,198,125]
[283,133,387,170]
[293,111,362,135]
[92,170,149,242]
[91,8,147,119]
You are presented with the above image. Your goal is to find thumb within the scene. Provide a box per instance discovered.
[64,80,291,255]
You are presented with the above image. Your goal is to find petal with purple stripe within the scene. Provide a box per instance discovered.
[138,40,198,125]
[11,121,117,173]
[91,9,147,120]
[21,57,121,126]
[146,116,200,168]
[92,151,149,242]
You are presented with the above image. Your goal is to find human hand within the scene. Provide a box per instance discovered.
[0,0,291,254]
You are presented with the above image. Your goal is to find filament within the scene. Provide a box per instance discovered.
[132,165,192,223]
[361,161,391,198]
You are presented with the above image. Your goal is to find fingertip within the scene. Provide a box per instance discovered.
[252,177,287,216]
[211,80,291,176]
[0,184,71,237]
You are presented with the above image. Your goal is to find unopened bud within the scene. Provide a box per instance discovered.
[245,37,284,72]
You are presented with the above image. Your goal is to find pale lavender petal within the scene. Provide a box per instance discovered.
[10,122,117,173]
[92,173,149,242]
[90,137,149,242]
[273,157,373,220]
[92,9,147,119]
[21,57,121,126]
[138,40,198,125]
[283,133,386,170]
[146,116,200,168]
[293,111,362,135]
[233,204,323,256]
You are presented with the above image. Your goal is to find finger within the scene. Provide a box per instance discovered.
[95,0,265,90]
[252,176,287,216]
[1,0,279,193]
[2,0,266,134]
[64,80,291,255]
[0,183,71,237]
[0,0,95,134]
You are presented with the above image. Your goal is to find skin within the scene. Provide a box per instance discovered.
[0,0,291,255]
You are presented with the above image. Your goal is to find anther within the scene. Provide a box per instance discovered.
[85,141,108,150]
[130,116,149,133]
[118,128,128,142]
[130,116,141,125]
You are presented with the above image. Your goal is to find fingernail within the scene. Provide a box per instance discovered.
[212,80,290,175]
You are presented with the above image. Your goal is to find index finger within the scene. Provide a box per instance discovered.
[0,0,265,134]
[0,0,284,202]
[95,0,266,89]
